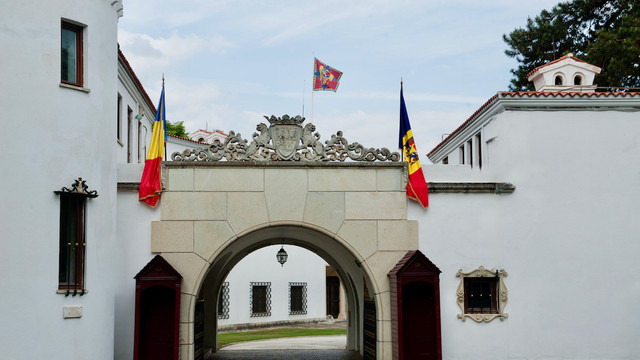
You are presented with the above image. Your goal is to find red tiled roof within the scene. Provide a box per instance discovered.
[167,133,209,145]
[118,48,156,115]
[427,91,640,157]
[526,54,599,79]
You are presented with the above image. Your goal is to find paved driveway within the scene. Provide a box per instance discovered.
[207,335,361,359]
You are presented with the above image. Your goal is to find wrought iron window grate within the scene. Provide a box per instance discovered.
[250,282,271,317]
[289,282,307,315]
[218,282,229,319]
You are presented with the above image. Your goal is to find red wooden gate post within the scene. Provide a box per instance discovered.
[388,250,442,360]
[134,255,183,360]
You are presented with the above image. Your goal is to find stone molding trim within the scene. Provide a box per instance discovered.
[171,114,400,163]
[428,182,515,194]
[456,266,509,323]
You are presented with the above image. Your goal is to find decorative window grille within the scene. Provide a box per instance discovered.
[54,177,98,296]
[456,266,508,322]
[250,282,271,317]
[289,282,307,315]
[217,282,229,319]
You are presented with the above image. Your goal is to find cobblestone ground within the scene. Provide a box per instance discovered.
[206,349,362,360]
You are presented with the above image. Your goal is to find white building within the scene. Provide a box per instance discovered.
[2,1,640,359]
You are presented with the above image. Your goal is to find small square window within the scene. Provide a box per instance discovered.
[218,282,229,319]
[250,282,271,317]
[289,282,307,315]
[456,266,508,322]
[61,21,83,87]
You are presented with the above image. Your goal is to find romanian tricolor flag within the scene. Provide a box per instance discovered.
[399,84,429,207]
[313,58,342,91]
[139,81,167,208]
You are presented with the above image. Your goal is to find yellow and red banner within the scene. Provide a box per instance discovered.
[139,82,166,208]
[399,85,429,207]
[313,58,343,91]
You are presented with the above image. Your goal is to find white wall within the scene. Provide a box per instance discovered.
[0,1,122,359]
[411,109,640,359]
[219,245,327,326]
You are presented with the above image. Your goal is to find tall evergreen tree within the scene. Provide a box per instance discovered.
[503,0,639,91]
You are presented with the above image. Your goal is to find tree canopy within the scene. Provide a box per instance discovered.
[503,0,640,91]
[166,120,189,138]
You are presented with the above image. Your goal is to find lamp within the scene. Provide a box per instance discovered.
[276,246,288,267]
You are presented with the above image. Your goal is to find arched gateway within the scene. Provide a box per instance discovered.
[149,116,430,359]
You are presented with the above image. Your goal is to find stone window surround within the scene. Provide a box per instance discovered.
[456,266,508,322]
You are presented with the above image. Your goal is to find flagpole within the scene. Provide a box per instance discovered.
[311,52,315,122]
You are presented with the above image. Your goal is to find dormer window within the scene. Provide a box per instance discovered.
[555,75,563,86]
[574,75,582,86]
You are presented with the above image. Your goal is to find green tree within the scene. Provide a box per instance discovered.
[166,120,189,138]
[503,0,640,91]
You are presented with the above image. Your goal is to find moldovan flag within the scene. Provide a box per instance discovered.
[139,82,166,208]
[313,58,343,91]
[399,84,429,207]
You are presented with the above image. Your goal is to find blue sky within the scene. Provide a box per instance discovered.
[118,0,561,159]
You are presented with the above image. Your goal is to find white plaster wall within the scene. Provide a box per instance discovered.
[116,79,152,165]
[411,110,640,359]
[0,1,121,359]
[219,245,327,326]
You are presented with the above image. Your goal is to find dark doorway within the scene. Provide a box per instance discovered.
[139,286,176,360]
[388,250,442,360]
[326,276,340,318]
[134,255,182,360]
[402,282,437,360]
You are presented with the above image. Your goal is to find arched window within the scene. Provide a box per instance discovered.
[198,137,205,142]
[574,75,582,86]
[555,75,563,86]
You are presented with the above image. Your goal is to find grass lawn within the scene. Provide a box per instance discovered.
[218,328,347,346]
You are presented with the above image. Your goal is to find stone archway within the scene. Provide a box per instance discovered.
[198,225,375,355]
[150,116,419,359]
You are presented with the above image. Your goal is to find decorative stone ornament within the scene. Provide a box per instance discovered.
[54,177,98,197]
[456,266,509,323]
[172,115,400,162]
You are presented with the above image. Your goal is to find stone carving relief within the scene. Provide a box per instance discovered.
[171,115,400,162]
[456,266,509,323]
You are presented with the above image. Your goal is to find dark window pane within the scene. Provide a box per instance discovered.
[61,28,77,83]
[291,286,303,312]
[252,286,267,314]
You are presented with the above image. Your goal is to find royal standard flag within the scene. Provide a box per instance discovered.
[399,84,429,207]
[139,81,166,208]
[313,58,343,91]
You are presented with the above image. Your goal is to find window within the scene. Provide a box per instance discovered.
[555,75,563,86]
[442,156,448,165]
[61,21,83,86]
[459,145,465,164]
[117,94,122,143]
[127,106,133,163]
[456,266,508,322]
[250,282,271,317]
[54,178,98,295]
[467,139,473,167]
[476,133,482,169]
[574,75,582,86]
[289,282,307,315]
[218,282,229,319]
[137,114,143,163]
